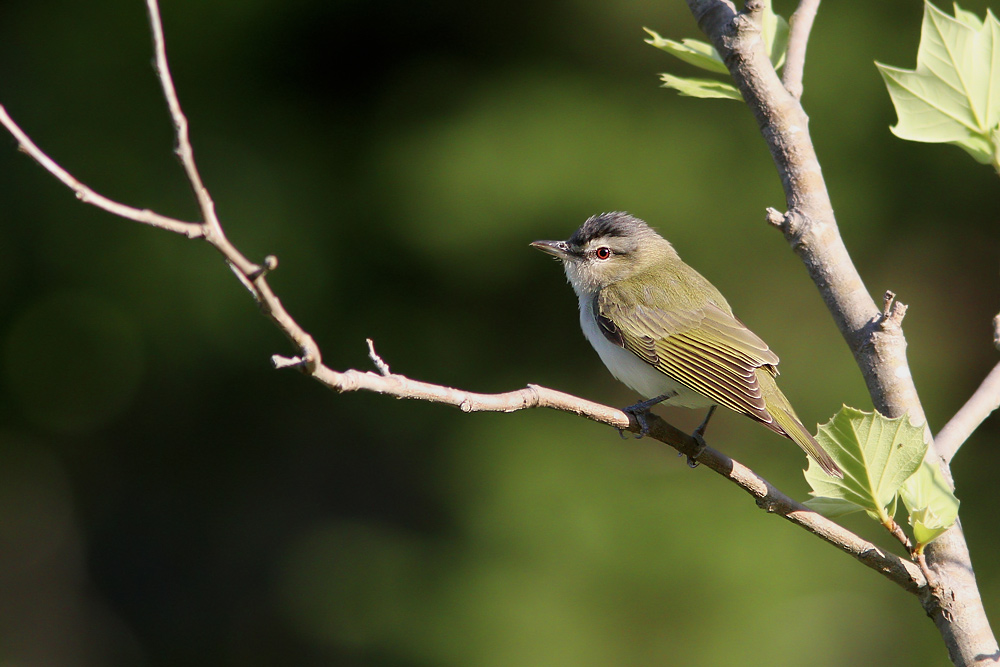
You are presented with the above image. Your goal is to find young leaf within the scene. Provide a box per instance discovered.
[761,5,790,69]
[803,407,927,522]
[899,460,960,549]
[644,29,729,74]
[875,1,1000,169]
[658,73,742,100]
[646,5,788,102]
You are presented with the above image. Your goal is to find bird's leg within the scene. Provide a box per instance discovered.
[685,405,717,468]
[622,392,676,439]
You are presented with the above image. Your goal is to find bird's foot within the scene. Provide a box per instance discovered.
[683,431,708,468]
[682,405,716,468]
[623,393,675,439]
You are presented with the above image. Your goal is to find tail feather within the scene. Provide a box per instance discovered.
[774,407,842,478]
[757,373,842,478]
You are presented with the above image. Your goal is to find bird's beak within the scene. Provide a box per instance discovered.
[530,239,572,260]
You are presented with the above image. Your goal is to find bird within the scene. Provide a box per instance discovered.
[531,211,842,478]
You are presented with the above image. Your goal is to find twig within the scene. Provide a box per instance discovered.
[935,361,1000,463]
[883,516,914,553]
[316,350,927,592]
[782,0,821,100]
[366,338,392,376]
[0,105,204,238]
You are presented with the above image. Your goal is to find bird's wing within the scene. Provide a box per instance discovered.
[597,289,780,422]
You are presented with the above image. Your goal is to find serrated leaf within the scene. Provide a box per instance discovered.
[876,1,1000,168]
[900,460,960,548]
[644,28,729,74]
[658,73,742,100]
[804,407,928,522]
[952,3,984,29]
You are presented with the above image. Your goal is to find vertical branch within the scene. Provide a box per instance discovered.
[684,2,997,665]
[782,0,821,99]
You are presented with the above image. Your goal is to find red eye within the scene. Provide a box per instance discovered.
[595,247,612,260]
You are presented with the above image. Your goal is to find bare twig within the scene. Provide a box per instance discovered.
[366,338,392,376]
[0,106,204,238]
[782,0,821,100]
[883,516,914,553]
[315,350,927,593]
[935,361,1000,463]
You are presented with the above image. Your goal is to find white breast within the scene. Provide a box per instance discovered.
[577,296,716,409]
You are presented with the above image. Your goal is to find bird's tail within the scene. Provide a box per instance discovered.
[771,405,843,478]
[760,378,842,478]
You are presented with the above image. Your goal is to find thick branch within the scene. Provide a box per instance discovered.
[687,2,996,664]
[690,0,925,425]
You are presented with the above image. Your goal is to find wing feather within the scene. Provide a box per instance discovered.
[598,288,779,423]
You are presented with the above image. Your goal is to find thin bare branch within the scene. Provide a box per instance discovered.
[935,361,1000,463]
[310,349,927,592]
[146,1,220,237]
[0,105,204,238]
[782,0,821,99]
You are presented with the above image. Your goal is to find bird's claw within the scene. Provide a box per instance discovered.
[685,431,708,468]
[623,393,674,439]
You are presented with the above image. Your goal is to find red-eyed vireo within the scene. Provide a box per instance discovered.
[532,212,842,478]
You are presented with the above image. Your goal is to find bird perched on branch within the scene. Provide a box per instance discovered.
[532,211,842,478]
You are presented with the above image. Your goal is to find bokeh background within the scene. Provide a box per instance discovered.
[0,0,997,665]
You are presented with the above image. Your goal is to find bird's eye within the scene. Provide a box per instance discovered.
[594,247,612,260]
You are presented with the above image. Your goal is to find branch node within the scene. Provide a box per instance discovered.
[765,207,786,228]
[880,290,907,327]
[366,338,392,376]
[247,255,278,281]
[993,313,1000,351]
[271,354,304,370]
[883,290,896,318]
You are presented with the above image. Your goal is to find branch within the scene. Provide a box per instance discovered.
[691,0,925,425]
[934,361,1000,463]
[306,344,926,594]
[782,0,821,100]
[0,0,928,624]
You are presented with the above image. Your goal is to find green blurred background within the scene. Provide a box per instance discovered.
[0,0,997,664]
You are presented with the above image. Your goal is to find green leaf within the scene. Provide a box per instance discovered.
[899,460,960,549]
[644,28,729,74]
[803,495,866,518]
[804,407,928,522]
[761,5,790,70]
[658,73,742,100]
[952,2,984,29]
[875,1,1000,168]
[646,5,788,102]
